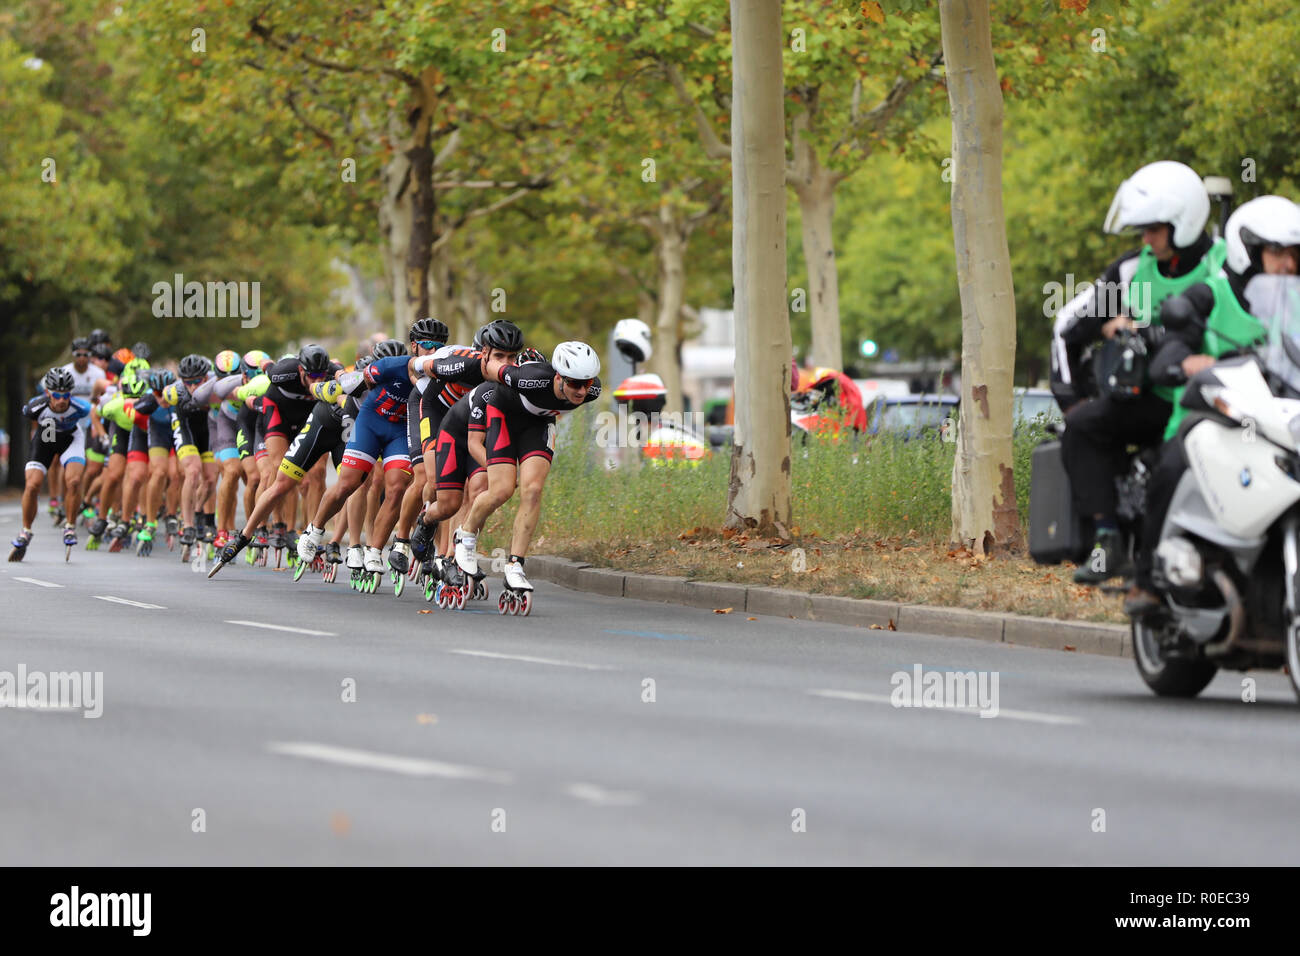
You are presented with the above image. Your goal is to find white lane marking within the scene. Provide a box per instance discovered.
[95,595,166,609]
[808,689,1084,725]
[226,620,336,636]
[14,577,62,588]
[565,782,643,806]
[448,649,616,671]
[267,742,513,784]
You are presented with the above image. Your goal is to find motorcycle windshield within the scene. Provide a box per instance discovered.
[1249,276,1300,393]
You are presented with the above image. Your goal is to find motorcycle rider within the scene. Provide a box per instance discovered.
[1055,161,1226,584]
[1125,195,1300,616]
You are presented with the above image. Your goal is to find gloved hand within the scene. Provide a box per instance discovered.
[311,380,343,404]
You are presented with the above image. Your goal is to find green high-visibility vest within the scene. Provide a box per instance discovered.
[1125,239,1226,403]
[1163,271,1267,440]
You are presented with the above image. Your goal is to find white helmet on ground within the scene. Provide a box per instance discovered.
[552,341,600,379]
[613,318,653,363]
[1104,161,1210,249]
[1224,195,1300,274]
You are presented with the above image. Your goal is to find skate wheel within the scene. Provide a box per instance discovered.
[509,594,521,615]
[454,587,465,610]
[424,579,435,602]
[293,559,307,582]
[521,592,532,616]
[497,592,509,614]
[65,546,72,563]
[408,560,421,582]
[274,548,283,570]
[394,573,405,597]
[180,545,190,563]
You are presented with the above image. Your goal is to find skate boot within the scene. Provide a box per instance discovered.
[62,524,76,561]
[8,530,32,563]
[453,527,478,577]
[297,525,325,565]
[346,546,365,590]
[136,522,155,557]
[208,531,252,578]
[411,518,435,560]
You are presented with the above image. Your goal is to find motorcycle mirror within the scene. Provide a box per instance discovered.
[1159,295,1205,333]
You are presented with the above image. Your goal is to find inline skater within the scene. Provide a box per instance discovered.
[406,320,524,566]
[295,340,414,586]
[392,318,450,570]
[452,341,602,608]
[11,368,91,562]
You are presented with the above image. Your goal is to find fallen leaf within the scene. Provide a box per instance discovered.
[417,713,438,724]
[887,620,897,631]
[418,609,432,614]
[746,617,757,621]
[331,812,351,836]
[714,607,733,614]
[1063,645,1077,652]
[869,623,884,630]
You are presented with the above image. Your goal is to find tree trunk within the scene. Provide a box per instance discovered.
[651,205,688,414]
[429,243,462,343]
[940,0,1021,554]
[725,0,791,540]
[403,68,438,333]
[790,107,843,369]
[379,150,414,338]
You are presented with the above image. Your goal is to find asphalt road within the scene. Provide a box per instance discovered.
[2,500,1299,865]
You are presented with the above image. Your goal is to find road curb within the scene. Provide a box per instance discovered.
[525,555,1131,659]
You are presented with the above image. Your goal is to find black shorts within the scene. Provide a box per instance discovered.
[127,424,150,460]
[433,425,485,491]
[279,402,345,481]
[108,421,131,458]
[236,403,257,460]
[28,429,78,472]
[148,416,173,451]
[171,409,210,460]
[419,395,448,458]
[485,408,556,467]
[259,393,313,443]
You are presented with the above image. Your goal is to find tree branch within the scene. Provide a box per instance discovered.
[248,15,419,88]
[661,61,731,161]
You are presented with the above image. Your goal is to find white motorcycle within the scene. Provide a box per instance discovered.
[1136,276,1300,700]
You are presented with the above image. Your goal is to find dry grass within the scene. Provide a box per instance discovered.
[535,527,1126,625]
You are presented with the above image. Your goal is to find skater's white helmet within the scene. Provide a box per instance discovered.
[552,341,600,380]
[1104,161,1210,249]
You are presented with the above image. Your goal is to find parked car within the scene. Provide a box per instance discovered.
[1013,387,1063,429]
[864,394,959,441]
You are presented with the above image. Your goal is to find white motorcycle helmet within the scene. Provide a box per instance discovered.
[1224,195,1300,275]
[613,318,653,364]
[552,341,601,379]
[1104,161,1210,249]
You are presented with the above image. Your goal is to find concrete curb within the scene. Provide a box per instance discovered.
[524,555,1131,659]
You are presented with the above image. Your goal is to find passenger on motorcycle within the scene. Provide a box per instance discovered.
[1125,195,1300,616]
[1053,161,1226,584]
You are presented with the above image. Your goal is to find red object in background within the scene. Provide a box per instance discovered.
[793,367,866,435]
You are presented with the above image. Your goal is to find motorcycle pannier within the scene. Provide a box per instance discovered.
[1029,439,1089,565]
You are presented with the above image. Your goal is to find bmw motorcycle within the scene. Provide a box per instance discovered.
[1134,276,1300,700]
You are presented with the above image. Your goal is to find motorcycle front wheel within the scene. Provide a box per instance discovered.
[1132,619,1218,698]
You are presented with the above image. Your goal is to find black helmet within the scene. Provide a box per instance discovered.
[479,319,523,353]
[355,354,374,371]
[298,344,331,374]
[44,367,75,392]
[472,325,489,348]
[90,343,112,361]
[71,336,91,353]
[122,376,148,398]
[149,369,176,392]
[89,328,111,346]
[409,317,449,344]
[179,353,212,380]
[132,341,152,361]
[371,338,407,359]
